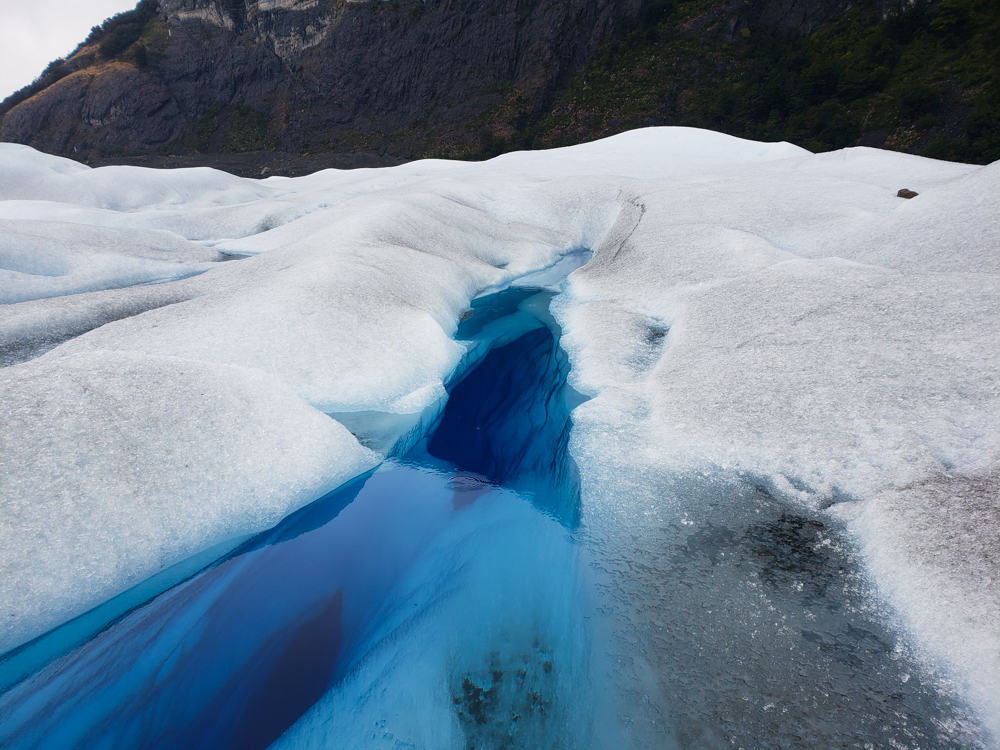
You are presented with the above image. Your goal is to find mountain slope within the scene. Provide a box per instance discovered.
[533,0,1000,163]
[0,0,996,164]
[0,0,641,160]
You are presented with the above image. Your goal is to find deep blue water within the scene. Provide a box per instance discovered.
[0,285,589,750]
[428,325,579,526]
[0,271,985,749]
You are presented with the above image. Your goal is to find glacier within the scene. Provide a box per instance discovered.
[0,127,997,748]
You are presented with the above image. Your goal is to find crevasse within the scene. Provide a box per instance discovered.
[0,265,599,750]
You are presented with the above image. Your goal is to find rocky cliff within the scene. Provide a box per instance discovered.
[0,0,642,159]
[1,0,996,164]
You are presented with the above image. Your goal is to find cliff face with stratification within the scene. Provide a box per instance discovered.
[6,0,992,165]
[0,0,643,159]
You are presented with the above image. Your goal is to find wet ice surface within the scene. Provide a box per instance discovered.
[1,131,998,747]
[579,474,984,749]
[0,288,986,750]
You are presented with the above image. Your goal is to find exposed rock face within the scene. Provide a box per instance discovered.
[0,0,899,159]
[1,64,181,158]
[750,0,856,35]
[0,0,642,158]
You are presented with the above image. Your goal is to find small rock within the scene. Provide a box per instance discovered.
[897,188,918,199]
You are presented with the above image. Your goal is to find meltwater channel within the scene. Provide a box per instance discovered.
[0,251,985,750]
[0,257,600,750]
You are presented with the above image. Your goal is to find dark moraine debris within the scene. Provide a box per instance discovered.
[898,188,919,199]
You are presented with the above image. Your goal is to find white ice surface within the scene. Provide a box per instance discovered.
[0,128,997,738]
[0,352,378,651]
[0,219,220,303]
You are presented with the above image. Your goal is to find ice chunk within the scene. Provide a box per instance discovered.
[0,219,219,303]
[0,352,378,652]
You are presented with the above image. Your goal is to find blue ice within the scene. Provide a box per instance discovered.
[0,282,597,750]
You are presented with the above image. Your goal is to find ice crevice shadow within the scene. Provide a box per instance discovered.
[0,242,983,750]
[0,255,597,750]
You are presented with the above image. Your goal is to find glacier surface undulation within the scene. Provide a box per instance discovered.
[0,128,997,746]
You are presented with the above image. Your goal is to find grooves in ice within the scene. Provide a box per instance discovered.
[1,127,997,748]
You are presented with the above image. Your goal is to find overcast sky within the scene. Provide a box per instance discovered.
[0,0,140,102]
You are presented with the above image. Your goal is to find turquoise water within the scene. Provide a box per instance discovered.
[0,274,981,749]
[0,288,595,750]
[0,459,594,749]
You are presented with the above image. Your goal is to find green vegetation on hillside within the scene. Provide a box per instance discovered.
[0,0,160,116]
[93,0,159,59]
[504,0,999,163]
[180,103,279,154]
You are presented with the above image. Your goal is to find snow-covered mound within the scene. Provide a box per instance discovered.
[0,352,378,649]
[0,130,996,739]
[0,219,219,304]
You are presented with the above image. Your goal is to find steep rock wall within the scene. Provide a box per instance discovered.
[0,0,642,158]
[0,0,923,160]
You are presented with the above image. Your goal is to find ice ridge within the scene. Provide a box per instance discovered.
[0,127,996,741]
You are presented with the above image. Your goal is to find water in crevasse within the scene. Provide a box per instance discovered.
[0,277,983,749]
[426,301,581,527]
[0,285,596,750]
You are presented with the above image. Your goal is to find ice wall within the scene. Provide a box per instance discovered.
[549,145,998,743]
[0,129,997,741]
[0,352,378,651]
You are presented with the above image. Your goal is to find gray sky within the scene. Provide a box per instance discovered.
[0,0,140,102]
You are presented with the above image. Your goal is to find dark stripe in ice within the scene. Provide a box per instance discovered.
[428,323,580,526]
[219,591,344,750]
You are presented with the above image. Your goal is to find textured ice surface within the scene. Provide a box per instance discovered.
[0,128,997,742]
[0,352,378,652]
[848,472,1000,738]
[0,219,219,303]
